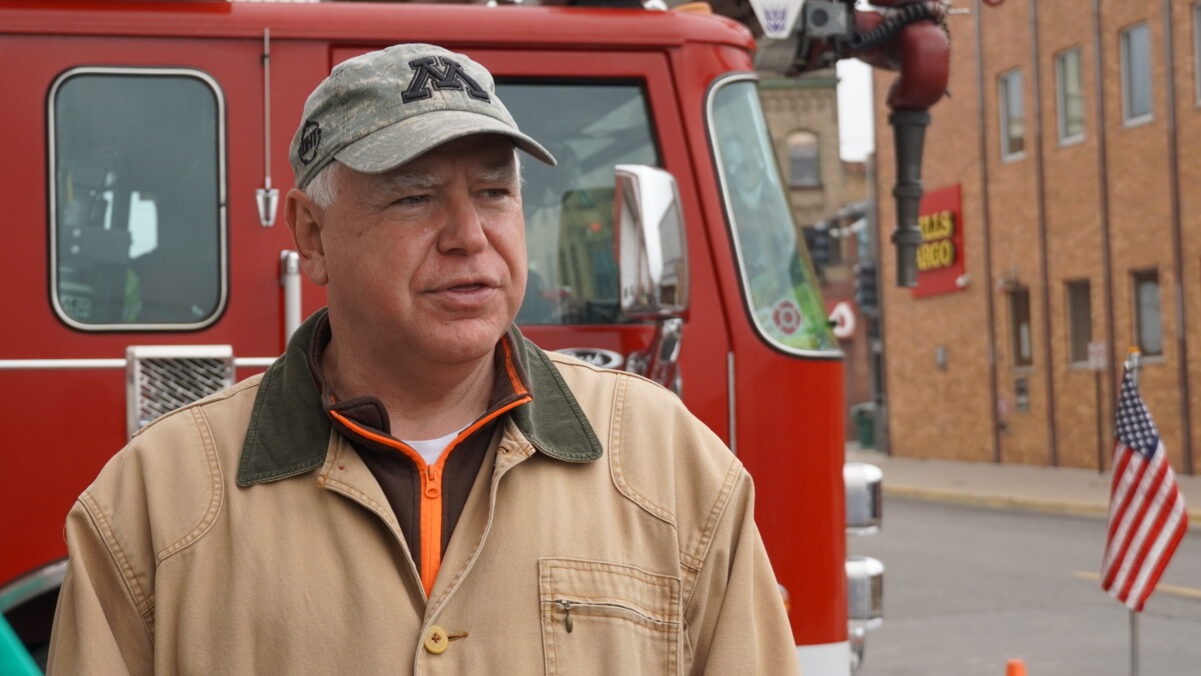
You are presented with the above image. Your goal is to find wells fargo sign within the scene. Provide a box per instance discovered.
[912,184,965,298]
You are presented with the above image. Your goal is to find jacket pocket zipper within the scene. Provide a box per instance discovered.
[552,598,667,634]
[555,600,574,633]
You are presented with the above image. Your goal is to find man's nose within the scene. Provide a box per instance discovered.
[437,191,488,254]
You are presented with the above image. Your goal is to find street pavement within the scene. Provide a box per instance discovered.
[846,443,1201,527]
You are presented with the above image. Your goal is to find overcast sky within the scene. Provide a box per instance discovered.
[837,58,875,162]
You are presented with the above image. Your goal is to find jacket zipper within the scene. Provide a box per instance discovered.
[420,463,443,596]
[328,382,531,598]
[552,598,666,632]
[328,411,447,597]
[556,600,574,633]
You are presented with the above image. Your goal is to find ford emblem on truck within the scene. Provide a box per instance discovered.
[555,347,624,370]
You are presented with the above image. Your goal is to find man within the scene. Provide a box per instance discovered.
[47,44,799,674]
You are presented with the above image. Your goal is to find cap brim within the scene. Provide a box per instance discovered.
[334,110,556,174]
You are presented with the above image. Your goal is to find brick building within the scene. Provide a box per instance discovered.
[871,0,1200,474]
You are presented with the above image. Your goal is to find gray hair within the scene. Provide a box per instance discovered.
[305,160,344,210]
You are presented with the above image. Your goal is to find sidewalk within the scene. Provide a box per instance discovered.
[846,443,1201,527]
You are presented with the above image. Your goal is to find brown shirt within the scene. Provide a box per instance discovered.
[306,313,532,594]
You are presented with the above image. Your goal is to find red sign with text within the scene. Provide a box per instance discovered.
[912,184,965,298]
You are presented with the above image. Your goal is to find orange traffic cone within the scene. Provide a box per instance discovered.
[1005,658,1028,676]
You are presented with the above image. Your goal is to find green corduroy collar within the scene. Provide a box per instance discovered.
[236,309,602,487]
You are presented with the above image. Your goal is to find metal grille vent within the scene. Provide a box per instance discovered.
[126,345,234,438]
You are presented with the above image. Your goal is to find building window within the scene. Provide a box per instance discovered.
[1055,48,1085,143]
[1121,22,1152,122]
[1066,280,1092,364]
[50,68,226,330]
[786,130,820,188]
[1195,4,1201,103]
[1009,287,1033,367]
[1132,269,1163,357]
[999,69,1024,159]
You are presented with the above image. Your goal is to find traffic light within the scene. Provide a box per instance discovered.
[806,225,833,267]
[854,258,879,311]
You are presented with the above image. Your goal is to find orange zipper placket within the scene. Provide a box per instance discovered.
[420,462,443,596]
[326,335,532,596]
[329,393,531,596]
[328,411,440,593]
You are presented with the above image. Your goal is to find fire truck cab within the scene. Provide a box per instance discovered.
[0,1,882,671]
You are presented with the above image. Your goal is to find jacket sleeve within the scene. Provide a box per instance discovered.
[684,467,801,675]
[46,494,154,675]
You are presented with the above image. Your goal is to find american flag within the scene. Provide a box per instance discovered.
[1100,366,1189,611]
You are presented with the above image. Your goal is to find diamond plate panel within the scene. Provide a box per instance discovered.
[126,346,234,437]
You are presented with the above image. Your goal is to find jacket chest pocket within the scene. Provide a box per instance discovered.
[538,558,681,676]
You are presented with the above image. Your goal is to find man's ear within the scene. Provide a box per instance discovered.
[285,188,329,286]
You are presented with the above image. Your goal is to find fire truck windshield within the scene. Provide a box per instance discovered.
[709,76,837,355]
[499,81,659,326]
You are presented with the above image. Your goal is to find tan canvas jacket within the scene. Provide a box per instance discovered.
[47,314,799,675]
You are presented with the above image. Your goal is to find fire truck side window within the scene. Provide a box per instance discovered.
[498,82,659,326]
[709,77,837,355]
[50,69,225,330]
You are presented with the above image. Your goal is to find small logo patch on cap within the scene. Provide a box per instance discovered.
[298,120,322,165]
[401,56,490,104]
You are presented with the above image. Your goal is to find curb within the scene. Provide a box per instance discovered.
[884,484,1201,528]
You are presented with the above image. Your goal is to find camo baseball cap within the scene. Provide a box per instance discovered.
[289,43,555,190]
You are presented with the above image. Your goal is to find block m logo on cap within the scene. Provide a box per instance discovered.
[288,43,554,190]
[402,56,490,104]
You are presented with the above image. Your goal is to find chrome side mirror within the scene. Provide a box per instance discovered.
[614,164,688,319]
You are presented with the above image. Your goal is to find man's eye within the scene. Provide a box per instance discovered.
[395,194,429,206]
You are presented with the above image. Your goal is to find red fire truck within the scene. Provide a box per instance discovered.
[0,1,883,671]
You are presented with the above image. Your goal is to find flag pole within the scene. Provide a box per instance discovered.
[1130,610,1139,676]
[1127,349,1141,387]
[1125,347,1142,676]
